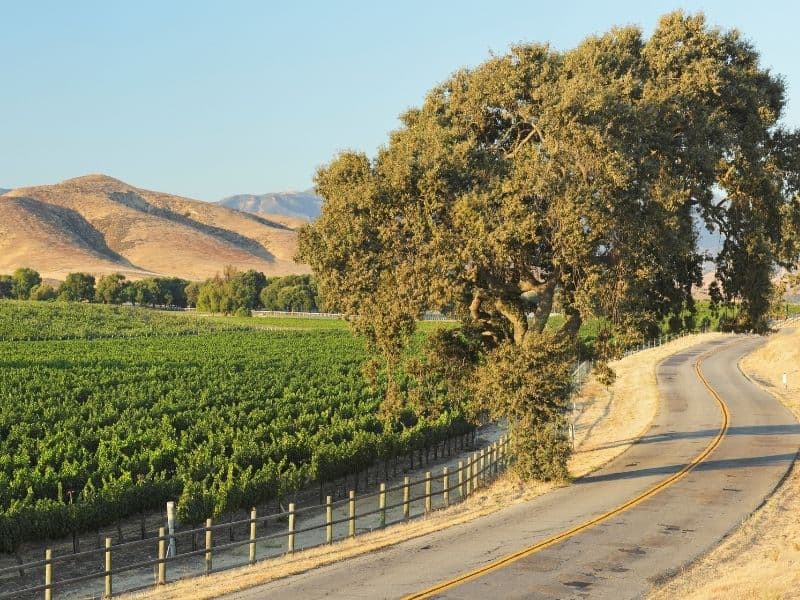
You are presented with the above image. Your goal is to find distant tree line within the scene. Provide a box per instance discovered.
[192,266,320,315]
[0,267,189,307]
[0,266,321,314]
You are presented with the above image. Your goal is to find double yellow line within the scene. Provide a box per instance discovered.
[404,345,732,599]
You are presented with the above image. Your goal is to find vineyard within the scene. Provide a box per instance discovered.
[0,301,254,341]
[0,303,467,553]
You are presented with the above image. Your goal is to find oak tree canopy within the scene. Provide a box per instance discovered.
[299,12,800,479]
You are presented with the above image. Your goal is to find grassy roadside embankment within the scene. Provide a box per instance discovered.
[650,324,800,600]
[133,332,725,600]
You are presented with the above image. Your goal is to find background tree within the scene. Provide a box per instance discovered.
[95,274,127,304]
[185,281,202,308]
[12,268,41,300]
[194,267,291,314]
[299,11,800,480]
[260,275,320,311]
[196,275,232,314]
[228,268,267,310]
[133,278,159,307]
[155,277,190,308]
[30,284,57,301]
[0,276,13,299]
[58,273,96,302]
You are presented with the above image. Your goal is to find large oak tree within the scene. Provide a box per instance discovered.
[299,12,800,479]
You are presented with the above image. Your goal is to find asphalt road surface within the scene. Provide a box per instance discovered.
[224,334,800,600]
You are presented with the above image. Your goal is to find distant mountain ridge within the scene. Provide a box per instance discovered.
[217,190,322,221]
[0,175,308,281]
[0,188,9,196]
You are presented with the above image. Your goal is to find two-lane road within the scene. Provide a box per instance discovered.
[225,335,800,599]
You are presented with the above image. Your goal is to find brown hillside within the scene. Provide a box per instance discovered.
[0,175,309,281]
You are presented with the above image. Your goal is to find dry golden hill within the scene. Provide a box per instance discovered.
[0,175,309,281]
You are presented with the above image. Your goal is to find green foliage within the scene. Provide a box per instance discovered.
[29,284,57,301]
[197,266,267,314]
[0,275,13,299]
[12,268,41,300]
[131,277,189,308]
[58,272,96,302]
[0,301,250,341]
[194,269,321,314]
[473,332,574,480]
[260,274,320,312]
[185,281,202,308]
[95,273,127,304]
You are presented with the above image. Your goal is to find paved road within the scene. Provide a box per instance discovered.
[224,335,800,600]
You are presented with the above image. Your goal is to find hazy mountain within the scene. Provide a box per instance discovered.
[0,175,308,281]
[217,190,322,221]
[0,188,9,196]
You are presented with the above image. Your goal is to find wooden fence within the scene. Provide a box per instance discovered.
[0,436,509,599]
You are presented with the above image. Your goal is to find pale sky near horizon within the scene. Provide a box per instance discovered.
[2,1,799,200]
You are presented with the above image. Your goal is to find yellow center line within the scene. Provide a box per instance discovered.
[404,343,732,599]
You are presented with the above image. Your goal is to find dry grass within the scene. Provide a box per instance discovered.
[0,174,305,281]
[649,325,800,600]
[128,332,721,599]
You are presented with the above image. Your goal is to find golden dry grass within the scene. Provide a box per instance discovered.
[649,325,800,600]
[127,332,721,599]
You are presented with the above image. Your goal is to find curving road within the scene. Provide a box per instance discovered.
[224,335,800,599]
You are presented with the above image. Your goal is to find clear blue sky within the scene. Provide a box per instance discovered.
[2,0,798,200]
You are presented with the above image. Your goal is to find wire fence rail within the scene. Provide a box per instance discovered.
[0,436,510,600]
[251,310,457,321]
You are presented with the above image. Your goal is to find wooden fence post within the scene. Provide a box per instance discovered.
[458,461,465,498]
[472,452,479,490]
[348,491,356,538]
[379,483,387,527]
[249,508,257,565]
[44,548,52,600]
[104,537,112,598]
[205,519,213,575]
[403,477,410,519]
[288,503,296,553]
[442,467,449,507]
[465,460,472,496]
[425,471,432,513]
[157,527,166,585]
[326,496,333,544]
[479,448,485,485]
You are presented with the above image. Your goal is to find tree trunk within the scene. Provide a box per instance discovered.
[495,298,528,345]
[560,310,582,336]
[531,280,557,333]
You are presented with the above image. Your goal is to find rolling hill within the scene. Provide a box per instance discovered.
[217,190,322,221]
[0,175,308,281]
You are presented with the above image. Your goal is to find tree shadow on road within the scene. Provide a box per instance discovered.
[579,423,800,455]
[576,451,798,485]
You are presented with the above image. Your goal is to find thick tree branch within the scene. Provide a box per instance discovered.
[531,279,557,333]
[495,297,529,345]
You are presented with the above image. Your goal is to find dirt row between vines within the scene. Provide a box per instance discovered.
[132,332,727,600]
